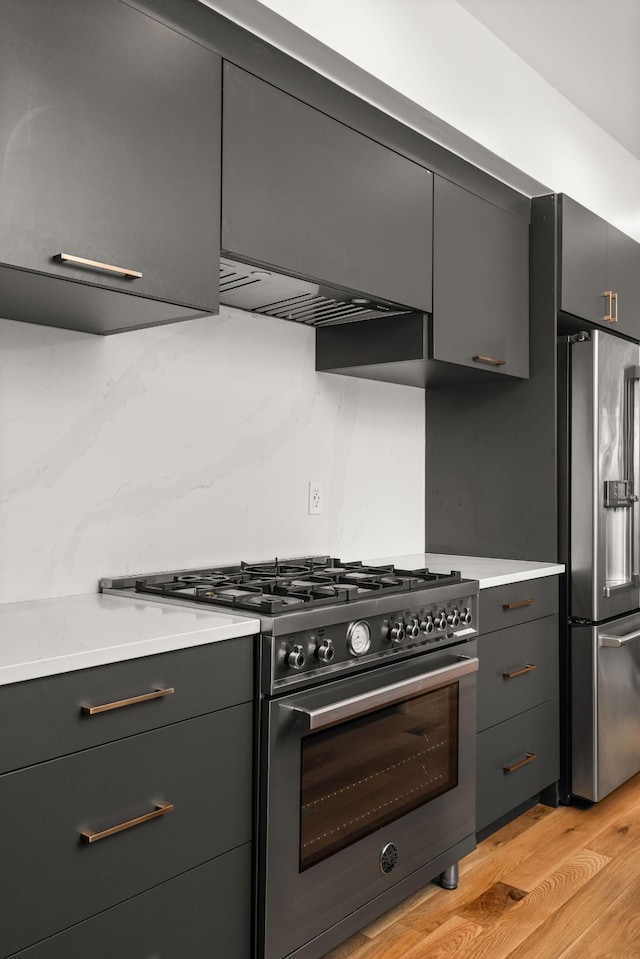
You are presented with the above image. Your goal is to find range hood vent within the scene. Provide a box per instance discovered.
[219,256,413,327]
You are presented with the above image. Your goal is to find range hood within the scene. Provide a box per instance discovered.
[219,256,415,327]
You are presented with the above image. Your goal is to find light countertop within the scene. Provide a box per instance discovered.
[0,552,564,687]
[0,592,260,687]
[368,553,564,589]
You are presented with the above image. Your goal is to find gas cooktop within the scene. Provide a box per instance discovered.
[101,556,463,614]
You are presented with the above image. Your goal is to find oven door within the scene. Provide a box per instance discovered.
[258,641,478,959]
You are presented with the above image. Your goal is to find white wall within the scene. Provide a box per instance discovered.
[202,0,640,242]
[0,309,425,604]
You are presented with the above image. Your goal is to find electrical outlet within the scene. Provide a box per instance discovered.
[308,481,323,515]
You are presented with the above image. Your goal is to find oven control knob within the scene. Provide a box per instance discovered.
[286,644,306,670]
[420,615,434,635]
[434,610,447,631]
[461,607,473,625]
[447,609,461,628]
[389,621,406,644]
[405,618,421,639]
[316,639,335,663]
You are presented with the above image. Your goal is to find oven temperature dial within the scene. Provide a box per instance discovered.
[347,620,372,656]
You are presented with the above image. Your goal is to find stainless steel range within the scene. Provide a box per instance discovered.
[101,557,479,959]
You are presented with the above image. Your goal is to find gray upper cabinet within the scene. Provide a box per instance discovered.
[0,0,221,334]
[560,194,640,340]
[432,175,529,379]
[221,62,433,312]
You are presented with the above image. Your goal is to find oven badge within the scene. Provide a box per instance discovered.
[379,842,399,874]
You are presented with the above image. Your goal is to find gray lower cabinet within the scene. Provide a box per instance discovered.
[0,638,254,959]
[476,578,560,835]
[9,847,252,958]
[0,0,220,334]
[560,193,640,340]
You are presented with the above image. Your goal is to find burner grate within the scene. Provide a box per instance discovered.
[132,557,462,613]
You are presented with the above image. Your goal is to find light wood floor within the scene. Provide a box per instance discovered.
[321,772,640,958]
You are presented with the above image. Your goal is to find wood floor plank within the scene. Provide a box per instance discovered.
[440,848,610,959]
[505,835,640,959]
[586,800,640,859]
[556,873,640,959]
[458,881,527,926]
[399,915,484,959]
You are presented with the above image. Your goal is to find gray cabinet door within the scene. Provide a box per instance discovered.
[432,175,529,378]
[560,194,640,339]
[560,194,608,325]
[222,62,433,311]
[608,223,640,339]
[0,0,220,332]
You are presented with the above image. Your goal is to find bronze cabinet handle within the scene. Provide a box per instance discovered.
[81,687,174,716]
[56,252,142,279]
[603,290,618,323]
[472,354,506,367]
[502,663,537,679]
[81,801,174,843]
[502,597,535,610]
[503,753,538,774]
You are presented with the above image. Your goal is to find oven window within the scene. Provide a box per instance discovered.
[299,683,459,871]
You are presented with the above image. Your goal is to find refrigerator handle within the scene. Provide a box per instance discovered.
[600,627,640,648]
[625,366,640,589]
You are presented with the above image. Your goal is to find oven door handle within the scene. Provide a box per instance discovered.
[287,656,479,731]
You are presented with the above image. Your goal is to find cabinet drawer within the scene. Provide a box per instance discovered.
[480,577,558,634]
[0,705,253,959]
[0,636,253,775]
[477,616,558,731]
[476,699,559,832]
[13,844,252,959]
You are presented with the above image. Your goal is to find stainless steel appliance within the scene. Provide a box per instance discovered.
[559,330,640,801]
[101,557,479,959]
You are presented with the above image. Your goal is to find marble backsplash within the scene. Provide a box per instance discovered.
[0,306,425,604]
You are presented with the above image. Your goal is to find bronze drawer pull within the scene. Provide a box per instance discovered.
[503,663,537,679]
[503,752,538,774]
[603,290,618,323]
[472,354,506,367]
[81,687,174,716]
[81,801,174,844]
[502,597,535,610]
[56,252,142,279]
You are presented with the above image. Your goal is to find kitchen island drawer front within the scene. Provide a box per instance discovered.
[477,616,559,732]
[480,578,559,634]
[11,844,252,959]
[476,699,559,832]
[0,705,253,959]
[0,636,253,775]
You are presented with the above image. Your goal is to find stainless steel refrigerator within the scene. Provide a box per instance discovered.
[559,329,640,801]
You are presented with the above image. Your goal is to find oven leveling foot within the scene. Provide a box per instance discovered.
[438,862,459,890]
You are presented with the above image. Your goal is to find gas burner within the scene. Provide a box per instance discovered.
[121,557,464,614]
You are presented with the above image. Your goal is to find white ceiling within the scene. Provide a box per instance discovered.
[456,0,640,160]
